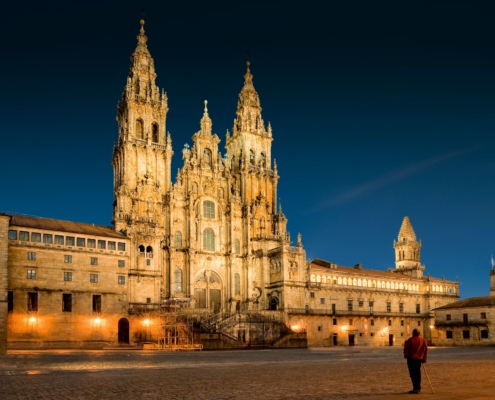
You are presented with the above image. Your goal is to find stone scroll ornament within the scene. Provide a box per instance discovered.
[251,282,262,304]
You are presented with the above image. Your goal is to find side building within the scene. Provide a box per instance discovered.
[287,217,459,347]
[432,269,495,345]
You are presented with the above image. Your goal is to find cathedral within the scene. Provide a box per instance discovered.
[0,21,459,353]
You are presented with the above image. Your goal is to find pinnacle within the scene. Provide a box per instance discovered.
[398,216,416,242]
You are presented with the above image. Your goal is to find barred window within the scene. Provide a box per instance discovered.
[399,302,404,313]
[118,260,125,267]
[32,232,41,242]
[77,238,85,247]
[64,272,72,281]
[203,228,215,251]
[386,302,391,312]
[416,304,421,314]
[118,276,125,285]
[64,255,72,263]
[90,257,98,265]
[54,235,64,245]
[97,240,106,249]
[43,234,53,244]
[203,201,215,219]
[66,236,75,246]
[28,292,38,311]
[87,239,96,248]
[347,300,353,311]
[28,252,36,260]
[108,241,116,250]
[8,230,17,240]
[118,242,126,251]
[20,231,29,241]
[27,270,36,279]
[90,274,98,283]
[92,295,101,313]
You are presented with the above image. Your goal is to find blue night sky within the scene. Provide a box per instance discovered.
[1,1,494,299]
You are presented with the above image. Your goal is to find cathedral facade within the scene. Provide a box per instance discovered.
[0,21,459,353]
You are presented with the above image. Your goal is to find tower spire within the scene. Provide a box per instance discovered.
[134,19,150,55]
[394,216,423,277]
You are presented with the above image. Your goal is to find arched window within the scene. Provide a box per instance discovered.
[310,274,316,282]
[231,156,235,168]
[174,231,182,247]
[322,276,326,284]
[316,275,321,283]
[353,278,357,286]
[343,277,347,285]
[386,282,390,289]
[269,298,278,311]
[337,277,342,285]
[234,239,240,254]
[203,201,215,219]
[146,246,153,254]
[138,244,145,253]
[203,148,212,167]
[174,268,183,292]
[152,123,159,142]
[261,153,266,167]
[203,228,215,251]
[234,273,240,296]
[250,149,255,165]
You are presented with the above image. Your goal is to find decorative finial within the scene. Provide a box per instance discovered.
[204,100,208,114]
[140,19,145,32]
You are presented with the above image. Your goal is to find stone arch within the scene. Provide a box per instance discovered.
[135,119,144,139]
[152,122,159,142]
[118,318,130,344]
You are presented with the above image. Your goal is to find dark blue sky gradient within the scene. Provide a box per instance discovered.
[1,1,494,299]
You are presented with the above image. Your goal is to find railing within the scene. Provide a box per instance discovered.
[151,142,167,150]
[253,234,282,241]
[434,319,488,327]
[287,308,430,318]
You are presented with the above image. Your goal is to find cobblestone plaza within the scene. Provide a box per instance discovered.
[1,347,494,399]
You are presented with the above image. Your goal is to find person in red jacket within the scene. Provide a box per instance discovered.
[403,328,428,394]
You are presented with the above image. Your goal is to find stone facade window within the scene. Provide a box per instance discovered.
[118,242,126,251]
[87,239,96,248]
[136,119,143,139]
[8,291,13,313]
[27,292,38,312]
[108,241,116,250]
[399,302,404,313]
[174,231,182,247]
[152,123,159,142]
[118,276,125,285]
[463,330,470,339]
[320,298,325,304]
[250,149,255,165]
[97,240,106,249]
[66,236,75,246]
[416,304,421,314]
[92,295,101,313]
[43,234,53,244]
[27,270,36,279]
[446,330,453,339]
[90,257,98,265]
[234,273,240,296]
[27,252,36,260]
[90,274,98,283]
[203,201,215,219]
[481,312,487,319]
[481,330,488,339]
[347,300,353,311]
[64,255,72,263]
[55,235,64,245]
[64,272,72,281]
[62,294,72,312]
[8,230,17,240]
[32,232,41,242]
[203,228,215,251]
[77,238,85,247]
[386,302,391,312]
[20,231,29,241]
[174,268,183,292]
[446,314,451,321]
[118,260,125,267]
[261,152,266,167]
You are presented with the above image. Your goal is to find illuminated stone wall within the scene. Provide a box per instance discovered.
[0,215,9,353]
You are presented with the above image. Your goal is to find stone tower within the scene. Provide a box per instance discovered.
[393,216,424,278]
[490,259,495,296]
[112,20,173,307]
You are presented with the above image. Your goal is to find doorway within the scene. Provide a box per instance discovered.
[333,333,338,346]
[210,289,221,313]
[389,334,394,346]
[118,318,129,344]
[348,334,355,346]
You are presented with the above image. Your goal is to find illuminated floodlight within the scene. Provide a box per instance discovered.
[29,317,36,323]
[291,324,300,332]
[430,325,434,329]
[94,318,101,324]
[144,319,150,326]
[341,325,348,331]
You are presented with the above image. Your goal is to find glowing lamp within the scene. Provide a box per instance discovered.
[94,318,101,324]
[144,319,150,326]
[430,325,434,329]
[29,317,36,323]
[291,325,300,332]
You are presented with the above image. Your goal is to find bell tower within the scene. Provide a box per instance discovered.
[394,216,424,278]
[111,20,173,307]
[112,19,173,233]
